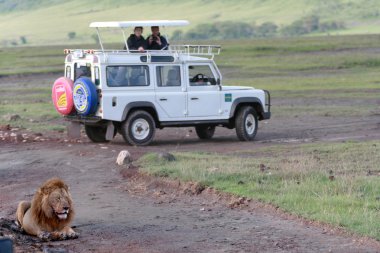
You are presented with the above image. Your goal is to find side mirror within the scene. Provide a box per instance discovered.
[216,78,221,85]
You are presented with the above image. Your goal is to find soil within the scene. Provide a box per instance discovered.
[0,73,380,253]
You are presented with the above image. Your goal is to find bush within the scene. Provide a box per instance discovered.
[257,22,278,37]
[171,17,344,41]
[171,30,184,40]
[19,36,27,44]
[67,31,76,40]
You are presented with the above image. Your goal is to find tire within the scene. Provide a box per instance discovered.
[73,77,98,116]
[195,125,215,140]
[52,77,74,115]
[235,106,258,141]
[85,125,113,143]
[121,110,156,146]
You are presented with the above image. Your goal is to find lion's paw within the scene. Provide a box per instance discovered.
[67,231,79,239]
[38,231,52,241]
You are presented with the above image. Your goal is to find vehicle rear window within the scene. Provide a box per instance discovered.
[74,63,91,81]
[106,65,150,87]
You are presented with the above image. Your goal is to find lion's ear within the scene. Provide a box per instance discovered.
[39,186,51,195]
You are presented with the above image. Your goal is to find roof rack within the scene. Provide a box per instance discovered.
[64,45,221,61]
[170,45,221,59]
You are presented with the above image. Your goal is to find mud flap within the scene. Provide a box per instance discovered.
[105,121,115,141]
[67,121,81,139]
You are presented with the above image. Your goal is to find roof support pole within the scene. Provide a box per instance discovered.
[121,28,129,52]
[96,28,105,53]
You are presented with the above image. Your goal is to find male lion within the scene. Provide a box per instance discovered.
[16,178,78,241]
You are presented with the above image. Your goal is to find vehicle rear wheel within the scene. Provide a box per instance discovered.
[195,125,215,140]
[85,125,113,143]
[121,110,156,146]
[235,106,258,141]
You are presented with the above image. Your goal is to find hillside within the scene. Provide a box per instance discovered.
[1,0,380,46]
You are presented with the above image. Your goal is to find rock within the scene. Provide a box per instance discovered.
[116,150,132,165]
[3,114,21,121]
[0,124,10,131]
[10,133,23,143]
[157,152,176,162]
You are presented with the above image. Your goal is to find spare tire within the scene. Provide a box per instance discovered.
[73,77,98,116]
[52,77,74,115]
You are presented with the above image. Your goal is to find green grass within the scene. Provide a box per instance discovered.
[1,34,379,131]
[2,0,380,46]
[138,141,380,239]
[0,46,65,75]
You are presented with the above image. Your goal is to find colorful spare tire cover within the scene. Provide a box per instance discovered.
[73,77,98,116]
[52,77,74,115]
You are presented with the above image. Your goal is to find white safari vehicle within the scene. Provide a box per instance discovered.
[52,20,271,146]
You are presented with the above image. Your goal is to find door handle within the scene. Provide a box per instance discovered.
[191,97,199,100]
[159,98,167,101]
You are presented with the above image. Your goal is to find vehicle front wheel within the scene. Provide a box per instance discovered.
[121,110,156,146]
[235,106,258,141]
[85,125,111,143]
[195,125,215,140]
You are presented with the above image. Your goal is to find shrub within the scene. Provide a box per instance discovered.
[67,31,76,40]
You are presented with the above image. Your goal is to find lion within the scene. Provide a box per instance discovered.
[16,178,78,241]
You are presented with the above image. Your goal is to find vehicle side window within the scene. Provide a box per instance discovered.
[156,66,181,87]
[107,65,150,87]
[189,65,216,86]
[74,63,91,81]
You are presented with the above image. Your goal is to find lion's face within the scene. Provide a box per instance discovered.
[32,178,74,225]
[42,188,72,220]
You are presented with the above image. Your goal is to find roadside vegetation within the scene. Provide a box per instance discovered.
[138,141,380,240]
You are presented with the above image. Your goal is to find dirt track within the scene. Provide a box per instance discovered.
[1,142,380,253]
[0,74,380,252]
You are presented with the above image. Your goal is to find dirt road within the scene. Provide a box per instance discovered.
[1,140,380,253]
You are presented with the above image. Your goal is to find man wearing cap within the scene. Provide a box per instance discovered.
[125,26,146,52]
[147,26,168,50]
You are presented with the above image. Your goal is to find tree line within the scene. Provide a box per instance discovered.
[171,15,345,40]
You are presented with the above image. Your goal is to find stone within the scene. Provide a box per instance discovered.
[116,150,132,165]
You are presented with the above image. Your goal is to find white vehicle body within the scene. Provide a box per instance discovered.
[58,20,271,145]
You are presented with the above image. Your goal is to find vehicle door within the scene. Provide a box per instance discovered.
[154,65,187,119]
[186,63,221,117]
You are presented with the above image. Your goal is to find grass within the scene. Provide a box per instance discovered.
[2,0,380,46]
[0,46,66,75]
[1,34,379,131]
[138,141,380,240]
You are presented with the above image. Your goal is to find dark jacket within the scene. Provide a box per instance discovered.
[124,34,147,50]
[147,33,168,50]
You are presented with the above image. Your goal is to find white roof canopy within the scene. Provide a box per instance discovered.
[90,20,189,28]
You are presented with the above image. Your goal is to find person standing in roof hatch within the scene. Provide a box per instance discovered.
[125,26,146,52]
[147,26,168,50]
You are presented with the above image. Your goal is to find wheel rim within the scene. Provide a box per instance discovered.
[131,118,150,140]
[245,114,256,135]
